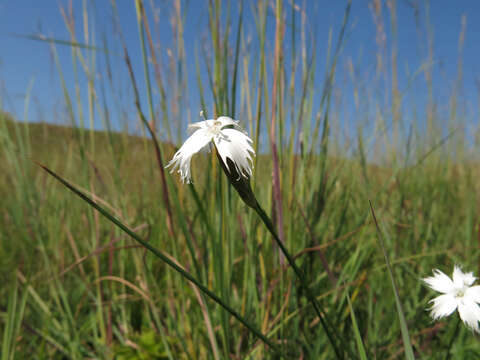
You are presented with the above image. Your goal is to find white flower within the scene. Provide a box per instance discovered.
[166,116,255,183]
[423,265,480,333]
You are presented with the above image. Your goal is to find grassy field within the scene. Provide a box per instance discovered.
[1,1,480,359]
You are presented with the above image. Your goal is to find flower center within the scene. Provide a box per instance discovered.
[454,286,467,298]
[207,120,223,136]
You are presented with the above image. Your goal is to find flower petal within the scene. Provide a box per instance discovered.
[466,286,480,303]
[428,294,458,319]
[457,298,480,333]
[166,129,212,183]
[214,128,255,178]
[424,269,455,294]
[216,116,238,128]
[187,120,210,132]
[453,265,476,288]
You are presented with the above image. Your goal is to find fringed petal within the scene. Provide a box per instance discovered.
[214,128,255,179]
[458,298,480,333]
[428,294,458,319]
[424,269,455,294]
[166,129,212,183]
[453,265,476,287]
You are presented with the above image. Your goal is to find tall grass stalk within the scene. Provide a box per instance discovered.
[38,162,285,358]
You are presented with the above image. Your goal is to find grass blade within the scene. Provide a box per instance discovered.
[1,279,18,360]
[12,33,109,53]
[345,290,368,360]
[36,162,285,358]
[369,201,415,360]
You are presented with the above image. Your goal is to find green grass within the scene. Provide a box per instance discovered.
[1,0,480,358]
[2,115,479,359]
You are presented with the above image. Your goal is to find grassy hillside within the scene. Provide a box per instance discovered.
[2,113,480,359]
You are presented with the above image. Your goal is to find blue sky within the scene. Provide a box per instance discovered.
[0,1,478,143]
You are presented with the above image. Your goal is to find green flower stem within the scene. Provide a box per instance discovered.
[37,162,285,359]
[253,201,343,359]
[215,149,343,358]
[445,317,461,360]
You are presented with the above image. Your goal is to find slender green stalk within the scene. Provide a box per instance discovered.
[215,151,343,359]
[346,290,368,360]
[2,279,18,360]
[369,201,415,360]
[253,201,343,359]
[122,42,175,239]
[269,0,286,263]
[445,317,461,360]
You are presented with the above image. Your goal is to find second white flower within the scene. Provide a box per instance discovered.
[423,265,480,333]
